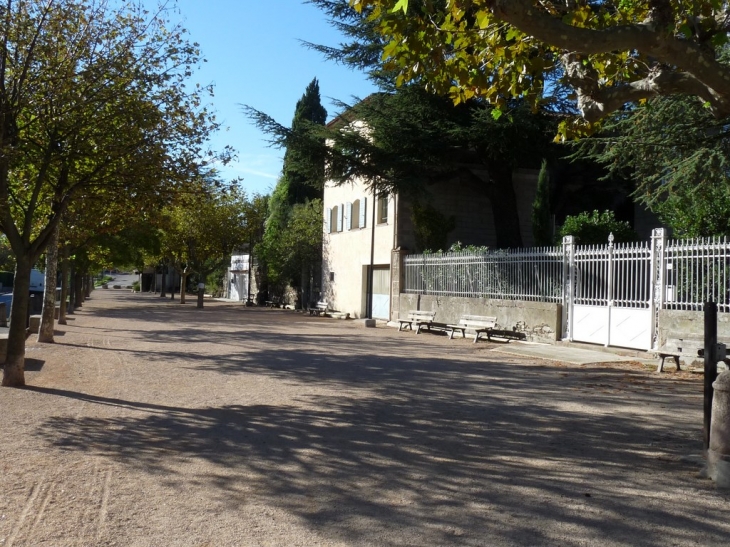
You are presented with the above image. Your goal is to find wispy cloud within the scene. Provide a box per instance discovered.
[236,167,278,179]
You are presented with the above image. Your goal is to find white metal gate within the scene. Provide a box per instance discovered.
[565,234,655,350]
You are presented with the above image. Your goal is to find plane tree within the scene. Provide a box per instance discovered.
[349,0,730,137]
[157,182,250,309]
[0,0,219,387]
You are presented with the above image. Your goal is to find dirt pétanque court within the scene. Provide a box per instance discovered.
[1,289,729,547]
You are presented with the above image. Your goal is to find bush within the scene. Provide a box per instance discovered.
[558,210,637,245]
[131,280,140,292]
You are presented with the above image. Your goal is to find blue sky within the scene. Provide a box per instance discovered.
[164,0,377,196]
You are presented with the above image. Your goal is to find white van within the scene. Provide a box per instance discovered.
[29,269,45,292]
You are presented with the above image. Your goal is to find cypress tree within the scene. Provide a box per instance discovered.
[531,159,552,246]
[283,78,327,204]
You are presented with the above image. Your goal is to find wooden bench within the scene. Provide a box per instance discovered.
[398,310,448,334]
[264,297,282,308]
[308,301,329,316]
[657,337,728,372]
[446,315,497,343]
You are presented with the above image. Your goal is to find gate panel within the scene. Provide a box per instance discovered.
[573,305,609,345]
[609,308,652,350]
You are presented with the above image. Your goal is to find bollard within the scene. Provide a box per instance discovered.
[197,282,205,309]
[704,302,719,451]
[708,371,730,489]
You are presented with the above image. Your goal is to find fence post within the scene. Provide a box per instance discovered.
[606,233,615,347]
[562,236,575,341]
[704,301,719,453]
[391,248,407,322]
[649,228,667,350]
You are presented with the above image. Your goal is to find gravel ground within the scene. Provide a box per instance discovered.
[1,289,728,547]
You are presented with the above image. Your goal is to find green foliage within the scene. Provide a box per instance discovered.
[131,280,140,292]
[282,78,328,204]
[558,210,637,245]
[573,96,730,237]
[255,79,328,294]
[258,198,324,292]
[249,83,557,248]
[0,236,15,273]
[531,160,552,246]
[411,202,456,252]
[156,179,252,283]
[350,0,730,136]
[447,241,489,253]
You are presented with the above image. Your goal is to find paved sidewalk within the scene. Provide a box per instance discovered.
[492,342,657,366]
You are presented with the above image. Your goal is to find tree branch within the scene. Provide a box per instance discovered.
[489,0,730,116]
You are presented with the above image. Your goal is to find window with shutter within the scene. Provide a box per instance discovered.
[337,203,344,232]
[351,200,360,229]
[345,202,352,231]
[330,206,338,233]
[360,197,367,228]
[377,193,388,224]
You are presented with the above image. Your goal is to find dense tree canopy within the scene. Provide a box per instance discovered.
[574,95,730,237]
[1,0,219,387]
[253,79,328,300]
[250,85,557,248]
[351,0,730,137]
[283,78,328,203]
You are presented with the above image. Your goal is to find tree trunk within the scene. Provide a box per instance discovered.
[68,266,76,314]
[58,248,69,325]
[38,224,60,343]
[486,168,524,249]
[160,265,166,297]
[2,257,32,387]
[197,283,204,309]
[85,275,92,297]
[74,273,83,309]
[180,272,187,304]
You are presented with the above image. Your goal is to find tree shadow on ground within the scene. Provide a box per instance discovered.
[28,352,727,547]
[36,290,729,546]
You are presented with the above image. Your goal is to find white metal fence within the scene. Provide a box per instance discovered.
[404,247,563,302]
[403,233,730,312]
[664,237,730,313]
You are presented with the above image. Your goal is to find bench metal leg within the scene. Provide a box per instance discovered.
[657,355,681,373]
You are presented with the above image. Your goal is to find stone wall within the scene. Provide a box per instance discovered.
[657,309,730,346]
[397,293,562,342]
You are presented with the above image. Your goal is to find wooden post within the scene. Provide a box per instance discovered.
[704,301,719,453]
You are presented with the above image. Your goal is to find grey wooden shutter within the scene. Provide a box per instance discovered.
[360,197,367,228]
[345,202,352,231]
[337,203,344,232]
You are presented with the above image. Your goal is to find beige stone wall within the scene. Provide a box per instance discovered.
[322,178,395,318]
[398,293,562,342]
[657,309,730,347]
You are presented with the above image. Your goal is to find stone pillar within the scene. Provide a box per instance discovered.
[391,247,407,322]
[709,370,730,489]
